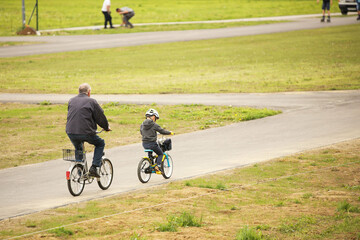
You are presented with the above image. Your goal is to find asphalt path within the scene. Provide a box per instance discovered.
[0,15,358,57]
[0,90,360,220]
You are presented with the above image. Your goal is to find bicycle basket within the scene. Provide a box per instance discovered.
[62,149,86,162]
[159,138,172,152]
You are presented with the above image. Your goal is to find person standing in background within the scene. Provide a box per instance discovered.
[102,0,114,29]
[317,0,332,22]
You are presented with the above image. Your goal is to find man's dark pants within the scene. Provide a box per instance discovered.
[123,12,135,28]
[67,134,105,167]
[142,141,163,166]
[102,11,113,28]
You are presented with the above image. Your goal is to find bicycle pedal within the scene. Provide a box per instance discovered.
[83,173,92,180]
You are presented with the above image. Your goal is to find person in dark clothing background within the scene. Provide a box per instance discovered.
[66,83,111,177]
[102,0,114,29]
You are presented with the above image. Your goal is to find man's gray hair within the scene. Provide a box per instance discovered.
[79,83,91,94]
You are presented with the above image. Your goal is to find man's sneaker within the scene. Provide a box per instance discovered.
[321,16,325,22]
[357,16,360,21]
[327,17,331,23]
[89,165,100,178]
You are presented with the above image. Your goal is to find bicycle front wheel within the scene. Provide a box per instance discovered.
[137,158,152,183]
[97,158,113,190]
[68,164,85,196]
[161,154,173,179]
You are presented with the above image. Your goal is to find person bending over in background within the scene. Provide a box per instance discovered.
[116,7,135,28]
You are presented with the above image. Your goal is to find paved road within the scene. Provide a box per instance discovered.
[0,90,360,220]
[0,16,358,57]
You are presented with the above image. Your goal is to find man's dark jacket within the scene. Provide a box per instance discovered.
[66,93,109,135]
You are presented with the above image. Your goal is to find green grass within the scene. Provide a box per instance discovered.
[37,20,285,36]
[0,41,43,47]
[338,201,360,213]
[1,25,359,94]
[48,227,73,237]
[0,102,280,169]
[236,226,265,240]
[1,139,359,239]
[0,0,332,36]
[157,211,202,232]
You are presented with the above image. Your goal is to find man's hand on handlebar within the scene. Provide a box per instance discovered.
[96,127,111,134]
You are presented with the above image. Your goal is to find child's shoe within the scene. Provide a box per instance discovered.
[357,15,360,21]
[327,16,331,23]
[154,165,162,174]
[321,16,325,22]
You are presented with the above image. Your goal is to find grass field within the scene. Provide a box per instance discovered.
[0,0,333,36]
[37,20,285,36]
[0,102,280,169]
[1,139,359,239]
[0,25,359,94]
[0,41,42,47]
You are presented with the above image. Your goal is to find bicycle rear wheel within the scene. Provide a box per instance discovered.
[97,158,113,190]
[137,158,152,183]
[161,154,173,179]
[67,164,85,196]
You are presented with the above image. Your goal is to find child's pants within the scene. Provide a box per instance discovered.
[143,141,164,166]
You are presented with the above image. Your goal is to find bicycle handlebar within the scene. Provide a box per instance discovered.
[157,132,175,136]
[96,128,111,134]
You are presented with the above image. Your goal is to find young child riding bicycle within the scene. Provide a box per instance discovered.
[140,109,174,174]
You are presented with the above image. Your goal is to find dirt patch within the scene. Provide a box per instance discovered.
[17,26,37,35]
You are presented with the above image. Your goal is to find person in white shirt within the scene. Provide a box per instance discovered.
[116,7,135,28]
[102,0,114,29]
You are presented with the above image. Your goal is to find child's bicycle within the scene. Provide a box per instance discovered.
[137,136,173,183]
[63,131,113,196]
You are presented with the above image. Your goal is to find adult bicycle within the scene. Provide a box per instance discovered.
[63,130,113,196]
[137,136,173,183]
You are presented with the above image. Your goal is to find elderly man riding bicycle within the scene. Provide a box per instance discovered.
[66,83,111,178]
